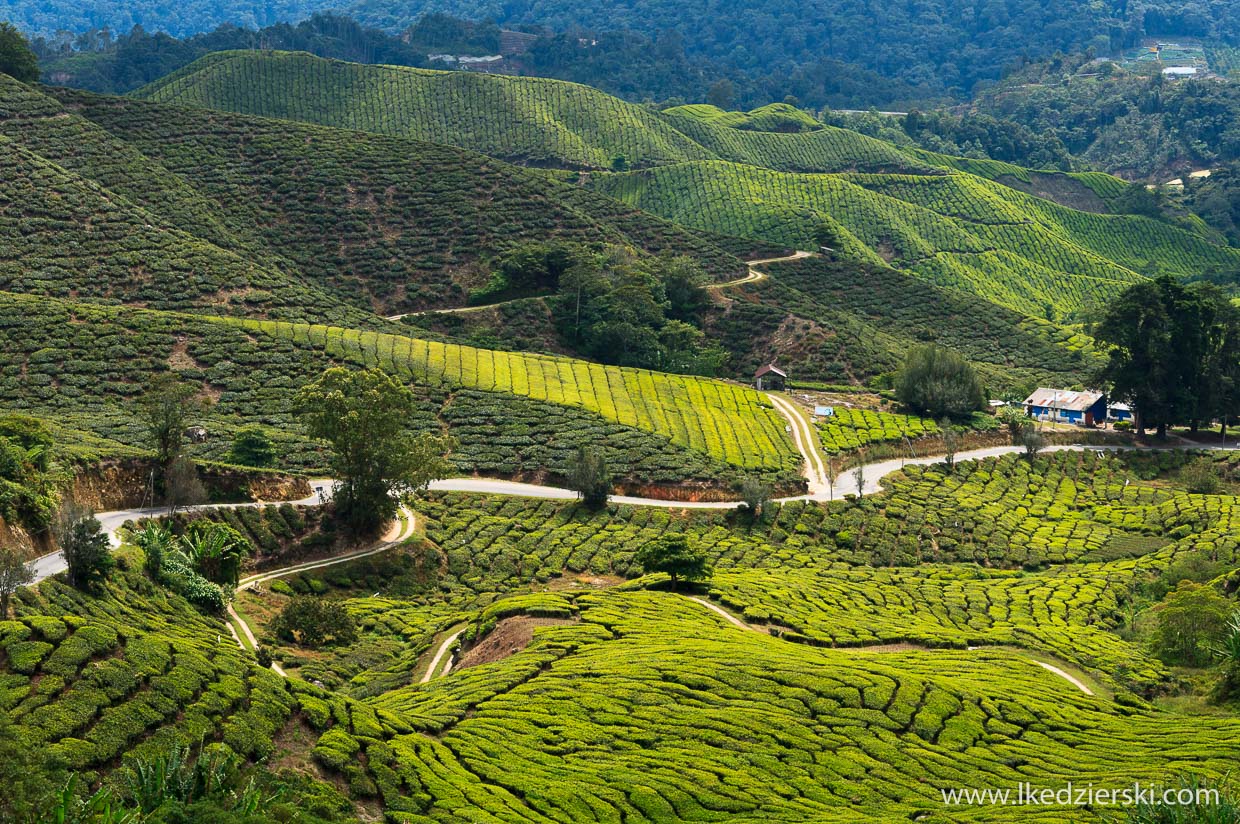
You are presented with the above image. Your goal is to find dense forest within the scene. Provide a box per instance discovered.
[974,54,1240,178]
[28,13,933,108]
[8,0,1240,100]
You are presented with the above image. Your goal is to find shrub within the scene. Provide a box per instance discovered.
[894,344,984,419]
[1181,459,1222,495]
[227,425,277,468]
[269,597,357,649]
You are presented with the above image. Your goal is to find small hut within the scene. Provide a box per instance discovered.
[753,364,787,391]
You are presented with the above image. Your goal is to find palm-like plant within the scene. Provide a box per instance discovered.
[181,526,246,587]
[1213,610,1240,664]
[132,522,173,581]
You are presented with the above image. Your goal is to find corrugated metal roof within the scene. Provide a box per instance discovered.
[754,364,787,379]
[1022,388,1103,412]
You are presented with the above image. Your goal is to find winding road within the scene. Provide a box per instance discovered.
[385,250,812,321]
[23,388,1232,685]
[30,426,1235,585]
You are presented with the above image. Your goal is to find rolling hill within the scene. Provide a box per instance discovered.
[0,290,802,487]
[0,72,757,322]
[592,161,1240,320]
[131,51,1240,324]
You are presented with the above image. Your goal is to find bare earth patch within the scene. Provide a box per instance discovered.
[455,616,577,671]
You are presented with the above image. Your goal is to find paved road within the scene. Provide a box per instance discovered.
[29,480,335,584]
[28,441,1236,585]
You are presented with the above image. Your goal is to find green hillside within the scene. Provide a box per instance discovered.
[0,74,755,322]
[132,51,934,175]
[592,161,1240,320]
[0,291,801,485]
[9,450,1238,819]
[709,256,1095,387]
[129,50,1240,324]
[136,51,716,170]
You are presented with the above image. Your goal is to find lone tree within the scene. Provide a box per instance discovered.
[0,546,33,618]
[634,534,710,591]
[1020,427,1046,461]
[56,503,112,592]
[0,23,38,83]
[1152,581,1233,667]
[295,368,454,534]
[940,419,960,472]
[895,345,985,419]
[139,373,203,484]
[164,455,206,516]
[568,446,612,509]
[738,476,772,521]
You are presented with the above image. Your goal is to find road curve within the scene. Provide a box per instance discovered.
[28,443,1236,585]
[387,251,813,321]
[29,480,336,585]
[420,627,466,684]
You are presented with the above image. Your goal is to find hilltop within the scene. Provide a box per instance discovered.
[133,51,1240,325]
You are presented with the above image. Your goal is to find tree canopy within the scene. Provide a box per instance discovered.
[554,247,724,376]
[0,22,38,83]
[1093,276,1240,438]
[633,533,710,590]
[294,368,454,533]
[894,344,985,419]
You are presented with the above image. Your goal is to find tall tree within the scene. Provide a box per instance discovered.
[164,455,206,517]
[568,446,611,509]
[1094,276,1237,438]
[0,22,38,82]
[294,368,453,534]
[1191,284,1240,439]
[56,503,112,592]
[0,546,33,618]
[139,373,202,473]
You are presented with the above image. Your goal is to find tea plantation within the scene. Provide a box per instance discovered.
[8,431,1240,820]
[707,255,1095,388]
[0,291,801,484]
[3,51,1240,823]
[0,73,754,322]
[592,161,1240,320]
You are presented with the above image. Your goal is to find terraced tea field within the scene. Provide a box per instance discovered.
[310,591,1240,821]
[593,161,1240,319]
[815,407,940,453]
[8,434,1239,821]
[0,291,801,483]
[222,316,799,472]
[136,51,715,170]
